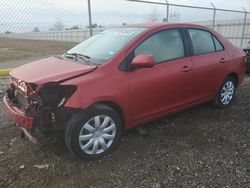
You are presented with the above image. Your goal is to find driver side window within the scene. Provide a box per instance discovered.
[134,29,185,63]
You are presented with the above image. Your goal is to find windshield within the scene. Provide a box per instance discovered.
[66,28,146,61]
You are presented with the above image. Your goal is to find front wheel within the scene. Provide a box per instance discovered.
[212,76,236,108]
[65,104,122,160]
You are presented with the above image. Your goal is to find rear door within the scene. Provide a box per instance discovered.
[127,28,194,121]
[186,28,228,101]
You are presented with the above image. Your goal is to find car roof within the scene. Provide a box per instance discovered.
[122,22,210,30]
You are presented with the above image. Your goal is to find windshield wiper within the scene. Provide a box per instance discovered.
[65,52,91,64]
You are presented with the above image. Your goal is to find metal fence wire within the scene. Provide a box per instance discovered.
[1,0,250,47]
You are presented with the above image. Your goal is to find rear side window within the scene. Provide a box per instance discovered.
[134,29,185,63]
[213,36,224,51]
[188,29,215,55]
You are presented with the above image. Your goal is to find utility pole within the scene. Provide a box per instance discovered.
[165,0,169,22]
[210,2,216,29]
[88,0,93,36]
[241,7,248,47]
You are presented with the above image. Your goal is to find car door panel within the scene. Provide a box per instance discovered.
[191,51,229,100]
[187,28,229,101]
[128,57,193,121]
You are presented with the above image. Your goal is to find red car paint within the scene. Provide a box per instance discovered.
[10,57,97,85]
[3,95,33,129]
[3,23,246,133]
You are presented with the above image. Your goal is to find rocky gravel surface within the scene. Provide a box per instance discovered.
[0,76,249,188]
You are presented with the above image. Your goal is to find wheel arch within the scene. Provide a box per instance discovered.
[227,72,239,87]
[90,101,126,129]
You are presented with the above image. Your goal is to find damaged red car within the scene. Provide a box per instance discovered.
[3,23,246,159]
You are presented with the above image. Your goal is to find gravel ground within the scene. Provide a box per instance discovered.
[0,76,249,188]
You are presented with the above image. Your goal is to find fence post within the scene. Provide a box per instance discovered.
[165,0,169,22]
[88,0,93,37]
[210,2,216,29]
[241,7,247,47]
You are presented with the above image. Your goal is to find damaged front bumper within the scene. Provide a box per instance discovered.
[3,90,77,143]
[3,94,39,143]
[3,94,34,129]
[3,78,78,143]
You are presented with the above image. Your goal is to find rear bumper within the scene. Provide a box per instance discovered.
[3,94,34,129]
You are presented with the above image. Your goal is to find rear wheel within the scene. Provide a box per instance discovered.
[65,104,122,160]
[212,76,236,108]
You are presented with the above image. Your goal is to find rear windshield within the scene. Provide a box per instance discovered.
[67,28,146,61]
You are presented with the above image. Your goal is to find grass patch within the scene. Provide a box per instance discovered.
[0,48,36,62]
[0,38,77,63]
[0,69,11,76]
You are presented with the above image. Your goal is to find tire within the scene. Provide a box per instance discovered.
[212,76,236,108]
[65,104,122,160]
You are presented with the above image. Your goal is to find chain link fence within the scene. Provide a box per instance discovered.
[1,0,250,47]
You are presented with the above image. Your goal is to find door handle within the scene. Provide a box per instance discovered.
[181,65,192,72]
[220,57,228,63]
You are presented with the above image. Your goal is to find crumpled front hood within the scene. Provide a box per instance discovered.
[10,57,97,85]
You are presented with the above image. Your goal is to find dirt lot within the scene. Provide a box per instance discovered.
[0,76,249,188]
[0,38,76,68]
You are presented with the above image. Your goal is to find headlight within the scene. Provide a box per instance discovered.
[39,84,76,108]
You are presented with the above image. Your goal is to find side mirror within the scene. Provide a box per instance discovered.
[131,55,155,68]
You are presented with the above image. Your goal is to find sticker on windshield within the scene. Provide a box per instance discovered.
[108,51,115,55]
[114,31,135,36]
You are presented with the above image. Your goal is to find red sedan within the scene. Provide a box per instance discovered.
[3,23,246,159]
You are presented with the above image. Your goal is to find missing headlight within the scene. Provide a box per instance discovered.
[39,84,76,108]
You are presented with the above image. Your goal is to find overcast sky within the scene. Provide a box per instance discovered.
[1,0,250,32]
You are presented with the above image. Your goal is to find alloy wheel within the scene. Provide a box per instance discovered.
[78,115,116,155]
[220,81,235,105]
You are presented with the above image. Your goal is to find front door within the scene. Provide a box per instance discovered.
[127,29,193,121]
